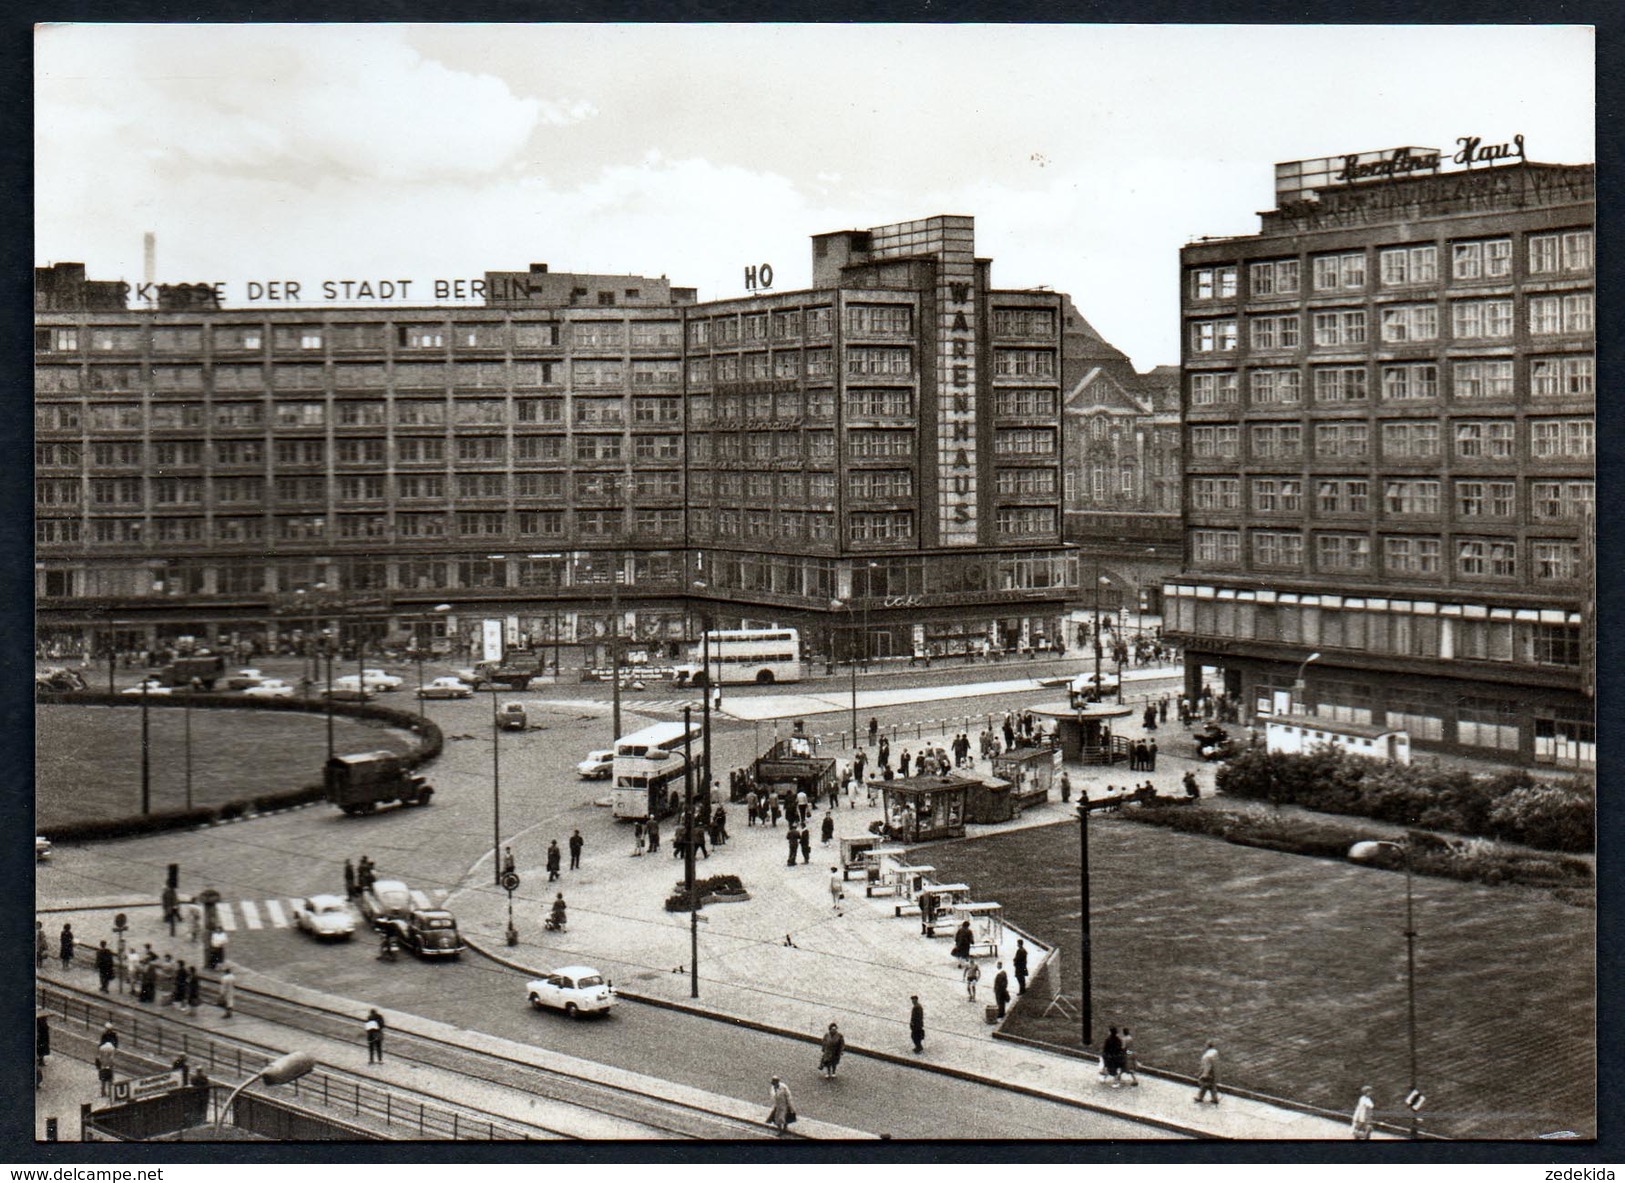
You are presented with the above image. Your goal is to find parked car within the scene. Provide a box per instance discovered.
[383,908,465,958]
[525,965,616,1017]
[497,703,528,731]
[576,749,614,780]
[292,894,356,939]
[1068,671,1120,698]
[359,668,405,692]
[357,879,415,929]
[418,676,474,700]
[225,669,268,690]
[121,679,172,696]
[242,679,296,698]
[36,836,52,861]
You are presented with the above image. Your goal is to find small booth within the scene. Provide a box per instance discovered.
[966,776,1016,824]
[991,746,1058,808]
[1027,701,1135,765]
[868,862,936,900]
[909,882,972,927]
[1265,714,1411,764]
[947,901,1006,957]
[881,776,971,844]
[840,838,905,883]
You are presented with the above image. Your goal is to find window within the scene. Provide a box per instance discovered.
[451,361,509,388]
[772,353,800,380]
[1456,539,1516,579]
[993,507,1056,535]
[1251,531,1303,568]
[1312,253,1366,291]
[1313,366,1368,403]
[397,513,447,538]
[1455,480,1515,519]
[1528,230,1593,275]
[1531,540,1582,581]
[1452,238,1512,280]
[514,435,563,462]
[1190,373,1239,406]
[1312,309,1367,347]
[1313,423,1369,459]
[805,348,833,377]
[397,325,445,349]
[992,349,1056,378]
[1249,424,1302,460]
[1530,480,1593,521]
[516,398,563,424]
[1249,315,1300,350]
[1317,478,1370,515]
[1189,267,1237,301]
[1528,293,1594,335]
[848,430,915,459]
[1452,359,1515,401]
[1384,479,1441,516]
[1383,536,1441,575]
[396,475,445,500]
[772,310,802,340]
[847,347,914,376]
[1379,245,1437,286]
[274,439,325,465]
[1252,478,1303,513]
[993,307,1057,337]
[1453,420,1516,461]
[1381,421,1441,460]
[632,396,681,423]
[1190,477,1241,511]
[573,397,624,425]
[456,511,507,536]
[336,400,387,426]
[571,360,623,388]
[1249,259,1299,296]
[455,473,507,499]
[151,326,203,352]
[514,471,564,498]
[628,321,681,349]
[1378,304,1438,342]
[455,436,505,462]
[396,437,446,463]
[847,304,914,335]
[993,469,1052,496]
[1451,299,1514,339]
[1316,534,1370,571]
[1381,364,1438,402]
[213,439,262,466]
[1530,356,1594,399]
[336,475,386,500]
[334,438,385,465]
[847,388,914,418]
[1192,529,1241,564]
[993,428,1056,456]
[1529,419,1594,459]
[1190,321,1237,352]
[632,435,682,461]
[1189,425,1240,459]
[993,388,1058,416]
[1249,369,1301,405]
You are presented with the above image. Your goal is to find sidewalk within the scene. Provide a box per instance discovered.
[449,723,1383,1141]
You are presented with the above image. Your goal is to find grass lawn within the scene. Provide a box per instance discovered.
[923,817,1594,1141]
[36,704,417,829]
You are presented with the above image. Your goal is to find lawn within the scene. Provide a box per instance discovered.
[35,703,417,829]
[923,817,1594,1141]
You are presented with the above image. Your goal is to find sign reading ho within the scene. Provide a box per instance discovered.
[744,264,774,291]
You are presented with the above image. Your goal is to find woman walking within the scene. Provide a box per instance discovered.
[766,1076,796,1136]
[818,1023,846,1079]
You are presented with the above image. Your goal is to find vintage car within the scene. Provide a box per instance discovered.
[292,894,357,939]
[358,668,405,692]
[357,879,415,929]
[418,676,474,700]
[120,679,172,696]
[525,965,616,1017]
[384,908,465,959]
[575,749,614,780]
[225,669,268,690]
[1068,671,1121,698]
[242,679,296,698]
[497,702,528,731]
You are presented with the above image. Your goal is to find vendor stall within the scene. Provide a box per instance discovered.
[881,776,972,843]
[990,746,1057,807]
[948,901,1005,957]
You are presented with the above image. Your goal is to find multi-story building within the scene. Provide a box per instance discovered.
[1164,145,1594,769]
[34,215,1077,667]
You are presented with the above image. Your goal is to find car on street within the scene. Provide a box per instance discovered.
[383,908,465,958]
[36,836,51,861]
[359,668,405,692]
[225,668,268,690]
[292,894,357,940]
[525,965,616,1017]
[121,679,172,695]
[1068,671,1120,697]
[242,678,297,698]
[357,879,415,929]
[497,703,527,731]
[333,674,399,695]
[576,749,614,779]
[418,676,474,700]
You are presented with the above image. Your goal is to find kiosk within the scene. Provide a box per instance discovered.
[881,776,971,843]
[1026,701,1135,765]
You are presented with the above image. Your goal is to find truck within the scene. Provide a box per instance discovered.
[324,750,434,815]
[160,654,227,689]
[458,653,549,691]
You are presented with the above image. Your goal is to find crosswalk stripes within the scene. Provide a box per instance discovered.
[263,899,287,928]
[239,900,263,929]
[210,888,452,931]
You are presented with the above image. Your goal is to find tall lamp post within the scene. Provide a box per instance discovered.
[1353,837,1420,1139]
[861,561,879,671]
[609,552,622,743]
[139,677,152,816]
[693,582,713,797]
[1292,651,1322,714]
[1076,800,1093,1046]
[832,598,857,747]
[491,681,503,886]
[682,705,699,998]
[1091,570,1111,701]
[322,633,336,761]
[216,1052,314,1130]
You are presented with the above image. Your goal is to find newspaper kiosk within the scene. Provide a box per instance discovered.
[881,776,971,844]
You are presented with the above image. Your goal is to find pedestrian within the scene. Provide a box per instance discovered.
[828,866,845,911]
[549,893,568,930]
[964,957,981,1001]
[124,946,141,990]
[1194,1042,1220,1104]
[868,717,879,747]
[1120,1028,1140,1086]
[139,958,157,1004]
[745,789,759,826]
[569,830,584,870]
[1183,770,1199,799]
[786,824,800,867]
[795,789,810,825]
[96,941,115,992]
[633,819,646,856]
[546,840,562,882]
[877,736,889,769]
[767,1076,795,1136]
[219,965,236,1017]
[820,811,835,846]
[172,960,189,1011]
[502,846,516,876]
[358,856,375,893]
[909,996,926,1053]
[711,805,729,847]
[187,904,202,944]
[951,919,973,960]
[162,884,179,937]
[1059,771,1072,804]
[1159,696,1170,724]
[819,1022,846,1079]
[187,961,202,1013]
[344,858,357,899]
[993,962,1011,1018]
[59,923,75,970]
[1101,1026,1125,1087]
[96,1038,116,1097]
[1013,939,1029,995]
[208,927,228,971]
[768,795,782,826]
[1351,1085,1375,1139]
[647,817,661,855]
[799,826,812,865]
[35,921,48,969]
[157,953,176,1004]
[365,1008,387,1064]
[1147,738,1158,771]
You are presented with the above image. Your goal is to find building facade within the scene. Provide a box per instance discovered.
[1164,147,1595,768]
[34,215,1077,667]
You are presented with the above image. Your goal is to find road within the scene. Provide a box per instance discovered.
[39,661,1186,1139]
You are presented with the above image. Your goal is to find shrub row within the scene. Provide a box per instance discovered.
[1213,746,1594,852]
[40,780,328,843]
[664,873,747,911]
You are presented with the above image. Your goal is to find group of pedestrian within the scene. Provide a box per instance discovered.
[1127,737,1158,771]
[344,855,378,900]
[630,816,661,857]
[1098,1026,1141,1088]
[784,822,812,865]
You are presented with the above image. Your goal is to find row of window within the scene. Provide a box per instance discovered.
[1191,356,1594,407]
[33,396,688,430]
[1189,291,1594,352]
[1188,230,1593,301]
[685,305,1055,346]
[1190,528,1583,580]
[1188,476,1593,521]
[1188,418,1593,461]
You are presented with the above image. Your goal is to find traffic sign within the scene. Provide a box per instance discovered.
[500,871,521,893]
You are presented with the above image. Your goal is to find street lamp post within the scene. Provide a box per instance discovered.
[832,599,858,746]
[1092,570,1110,701]
[1076,801,1093,1046]
[610,553,622,743]
[491,682,503,887]
[1293,651,1322,714]
[682,705,699,999]
[322,640,335,762]
[1355,837,1420,1139]
[861,562,878,672]
[183,678,201,811]
[215,1052,314,1130]
[139,678,152,816]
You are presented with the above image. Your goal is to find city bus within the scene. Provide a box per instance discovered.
[678,628,803,686]
[611,720,705,820]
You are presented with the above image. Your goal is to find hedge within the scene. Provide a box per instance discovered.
[1213,745,1593,852]
[664,873,748,911]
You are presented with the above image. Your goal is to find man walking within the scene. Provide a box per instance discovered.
[799,825,812,865]
[1351,1085,1376,1139]
[993,962,1011,1019]
[344,858,357,899]
[767,1076,795,1136]
[647,817,660,855]
[1101,1026,1125,1087]
[35,921,48,969]
[1120,1027,1140,1086]
[786,824,800,867]
[162,884,179,938]
[219,964,237,1018]
[95,941,115,992]
[909,996,926,1053]
[568,829,584,870]
[1194,1042,1220,1104]
[59,923,75,970]
[365,1009,386,1064]
[546,840,562,882]
[1013,939,1029,994]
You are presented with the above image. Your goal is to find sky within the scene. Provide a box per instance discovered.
[35,23,1595,367]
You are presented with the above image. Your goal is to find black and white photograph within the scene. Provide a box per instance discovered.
[30,21,1598,1151]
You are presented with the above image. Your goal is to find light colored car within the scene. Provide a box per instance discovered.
[121,679,172,696]
[361,668,405,691]
[225,668,268,690]
[1069,671,1120,696]
[576,749,614,779]
[292,894,356,939]
[418,676,474,700]
[358,879,414,929]
[36,836,52,861]
[334,672,400,694]
[243,679,296,698]
[526,965,616,1017]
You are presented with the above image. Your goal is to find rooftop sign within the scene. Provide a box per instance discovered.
[1275,134,1529,204]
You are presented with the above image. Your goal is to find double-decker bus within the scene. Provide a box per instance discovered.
[611,720,705,820]
[678,628,803,686]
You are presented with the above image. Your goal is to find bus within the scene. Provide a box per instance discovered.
[678,628,803,686]
[611,720,705,820]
